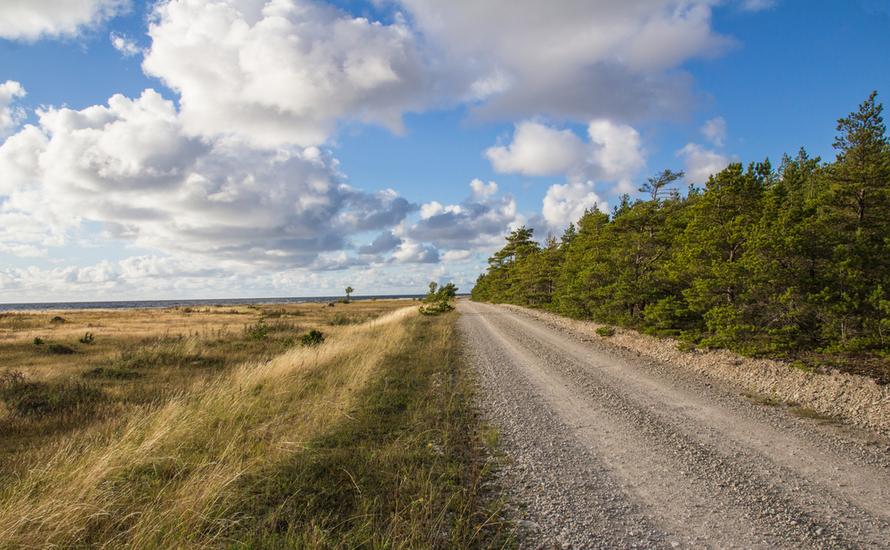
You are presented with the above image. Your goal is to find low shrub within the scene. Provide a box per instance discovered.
[79,332,95,344]
[596,326,616,337]
[419,301,454,315]
[50,316,66,324]
[244,320,270,341]
[676,341,696,353]
[33,337,44,346]
[0,376,105,419]
[82,367,143,380]
[113,341,222,370]
[47,343,76,355]
[300,329,325,347]
[329,313,361,326]
[262,309,302,319]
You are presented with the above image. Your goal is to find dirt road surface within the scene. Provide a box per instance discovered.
[458,301,890,549]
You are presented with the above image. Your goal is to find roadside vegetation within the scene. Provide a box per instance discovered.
[0,298,507,547]
[472,92,890,382]
[420,281,459,315]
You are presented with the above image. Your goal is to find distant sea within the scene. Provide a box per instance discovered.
[0,295,427,312]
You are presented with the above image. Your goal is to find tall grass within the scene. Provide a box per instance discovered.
[0,308,418,547]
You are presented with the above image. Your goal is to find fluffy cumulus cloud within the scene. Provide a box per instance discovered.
[0,89,416,267]
[487,119,645,192]
[396,0,733,122]
[678,143,733,184]
[401,180,522,259]
[0,81,27,137]
[469,179,498,200]
[486,121,586,177]
[0,0,128,41]
[542,181,607,229]
[142,0,433,148]
[391,240,439,264]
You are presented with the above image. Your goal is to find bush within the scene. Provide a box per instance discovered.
[244,320,270,341]
[79,332,95,344]
[419,301,454,316]
[50,316,66,324]
[33,337,44,346]
[676,341,696,353]
[47,343,76,355]
[300,330,325,347]
[596,326,616,337]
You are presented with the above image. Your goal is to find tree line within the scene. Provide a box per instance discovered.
[472,93,890,368]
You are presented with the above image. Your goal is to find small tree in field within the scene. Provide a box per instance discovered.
[420,281,459,315]
[345,286,354,303]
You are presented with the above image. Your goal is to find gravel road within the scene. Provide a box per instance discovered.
[458,301,890,549]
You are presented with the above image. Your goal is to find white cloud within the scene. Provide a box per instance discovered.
[110,31,140,56]
[396,0,732,122]
[486,119,645,191]
[0,81,26,137]
[0,89,415,268]
[587,120,646,192]
[392,239,439,264]
[406,180,521,252]
[678,143,733,183]
[441,249,472,262]
[142,0,433,148]
[542,181,607,229]
[486,121,586,177]
[469,178,498,200]
[701,116,727,147]
[0,0,128,41]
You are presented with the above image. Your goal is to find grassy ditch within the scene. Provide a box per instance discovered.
[0,307,508,548]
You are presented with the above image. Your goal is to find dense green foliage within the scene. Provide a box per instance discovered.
[420,282,459,315]
[472,93,890,370]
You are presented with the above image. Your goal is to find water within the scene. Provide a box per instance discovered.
[0,294,425,312]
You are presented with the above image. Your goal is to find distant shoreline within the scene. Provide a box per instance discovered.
[0,294,428,313]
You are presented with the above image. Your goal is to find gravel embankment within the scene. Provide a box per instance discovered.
[502,304,890,438]
[459,300,890,549]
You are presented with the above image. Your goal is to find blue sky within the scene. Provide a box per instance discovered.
[0,0,887,301]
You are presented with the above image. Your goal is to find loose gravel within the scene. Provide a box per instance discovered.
[459,301,890,549]
[502,304,890,438]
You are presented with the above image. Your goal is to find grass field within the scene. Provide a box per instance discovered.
[0,300,508,547]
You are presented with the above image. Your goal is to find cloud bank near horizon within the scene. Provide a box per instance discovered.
[0,0,759,299]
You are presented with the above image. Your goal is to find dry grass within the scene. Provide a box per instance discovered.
[0,301,410,471]
[0,301,507,548]
[0,306,414,546]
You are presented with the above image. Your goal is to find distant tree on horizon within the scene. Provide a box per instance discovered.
[345,286,354,302]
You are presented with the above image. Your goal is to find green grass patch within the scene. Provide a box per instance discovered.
[225,312,510,548]
[0,376,105,419]
[595,326,616,337]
